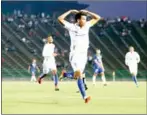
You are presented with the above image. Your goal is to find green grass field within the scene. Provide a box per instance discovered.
[2,81,146,114]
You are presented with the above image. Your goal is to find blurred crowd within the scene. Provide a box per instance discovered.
[2,10,147,69]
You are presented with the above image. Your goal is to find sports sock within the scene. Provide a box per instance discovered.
[77,78,86,99]
[132,76,138,86]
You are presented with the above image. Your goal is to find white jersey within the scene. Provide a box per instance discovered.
[125,51,140,66]
[64,21,91,53]
[42,43,55,57]
[42,43,56,73]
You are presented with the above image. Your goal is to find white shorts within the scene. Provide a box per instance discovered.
[43,57,56,74]
[128,64,138,75]
[69,51,87,73]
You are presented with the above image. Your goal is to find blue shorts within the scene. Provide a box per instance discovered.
[94,68,103,74]
[31,71,36,75]
[63,72,74,79]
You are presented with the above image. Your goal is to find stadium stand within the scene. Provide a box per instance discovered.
[1,8,147,80]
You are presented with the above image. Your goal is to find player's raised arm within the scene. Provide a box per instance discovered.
[42,44,47,57]
[125,53,129,66]
[58,10,78,26]
[80,10,101,27]
[28,65,30,73]
[136,52,140,63]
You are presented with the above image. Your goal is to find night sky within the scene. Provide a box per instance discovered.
[78,1,147,19]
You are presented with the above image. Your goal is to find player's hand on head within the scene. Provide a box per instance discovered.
[70,9,79,13]
[80,9,88,13]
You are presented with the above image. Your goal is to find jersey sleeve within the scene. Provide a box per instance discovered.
[86,21,93,28]
[125,53,129,65]
[64,21,74,31]
[42,44,47,57]
[136,52,140,63]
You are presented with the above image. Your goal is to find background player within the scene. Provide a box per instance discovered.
[92,49,107,86]
[125,46,140,87]
[37,36,59,91]
[28,58,40,82]
[58,9,101,103]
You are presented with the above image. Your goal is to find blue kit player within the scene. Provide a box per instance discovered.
[92,49,107,86]
[28,58,40,82]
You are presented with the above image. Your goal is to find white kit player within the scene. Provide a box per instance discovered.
[58,9,101,103]
[37,36,59,91]
[125,46,140,87]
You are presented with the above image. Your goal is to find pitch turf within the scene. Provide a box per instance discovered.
[2,81,147,114]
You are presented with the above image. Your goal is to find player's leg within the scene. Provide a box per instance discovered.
[82,74,88,90]
[30,71,33,82]
[100,71,107,86]
[80,56,88,90]
[51,69,59,91]
[76,73,88,93]
[32,72,37,82]
[37,59,49,84]
[92,69,98,85]
[129,65,138,87]
[59,70,74,80]
[73,53,90,103]
[98,67,107,86]
[75,71,90,103]
[50,58,60,91]
[131,72,138,86]
[59,69,66,80]
[37,73,47,84]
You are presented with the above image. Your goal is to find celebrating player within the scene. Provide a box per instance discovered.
[92,49,107,86]
[58,9,101,103]
[28,58,40,82]
[37,36,59,91]
[125,46,140,87]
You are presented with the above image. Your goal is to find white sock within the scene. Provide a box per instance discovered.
[84,96,88,99]
[92,76,96,85]
[31,76,36,82]
[33,76,36,82]
[31,76,33,82]
[101,75,106,84]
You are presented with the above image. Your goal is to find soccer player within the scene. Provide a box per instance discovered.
[58,9,101,103]
[125,46,140,87]
[37,36,59,91]
[28,58,40,82]
[59,68,88,90]
[92,49,107,86]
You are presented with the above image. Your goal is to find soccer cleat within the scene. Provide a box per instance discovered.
[85,96,91,103]
[85,85,88,90]
[55,88,59,91]
[37,77,42,84]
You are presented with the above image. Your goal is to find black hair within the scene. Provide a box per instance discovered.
[75,11,87,22]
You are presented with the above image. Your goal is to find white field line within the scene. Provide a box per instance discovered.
[42,96,145,100]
